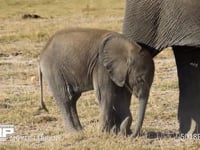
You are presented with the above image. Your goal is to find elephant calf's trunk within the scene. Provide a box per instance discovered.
[131,97,148,138]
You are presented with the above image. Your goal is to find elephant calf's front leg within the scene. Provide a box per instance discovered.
[99,87,132,136]
[113,87,132,136]
[93,70,117,133]
[100,105,116,132]
[96,86,132,135]
[98,86,117,132]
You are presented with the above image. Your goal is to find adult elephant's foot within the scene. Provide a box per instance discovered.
[173,46,200,135]
[178,106,200,134]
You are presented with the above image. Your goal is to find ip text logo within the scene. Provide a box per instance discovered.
[0,125,14,141]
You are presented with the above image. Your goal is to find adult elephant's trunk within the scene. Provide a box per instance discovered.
[131,97,148,137]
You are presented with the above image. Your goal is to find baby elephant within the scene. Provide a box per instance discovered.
[38,28,154,137]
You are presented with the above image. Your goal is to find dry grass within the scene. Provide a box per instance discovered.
[0,0,199,149]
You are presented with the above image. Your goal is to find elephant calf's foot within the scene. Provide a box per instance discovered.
[119,116,132,136]
[65,126,79,134]
[100,121,115,133]
[99,112,117,133]
[104,116,132,136]
[64,118,83,134]
[99,112,132,136]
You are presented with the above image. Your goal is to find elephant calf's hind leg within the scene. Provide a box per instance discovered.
[58,94,82,132]
[46,71,82,133]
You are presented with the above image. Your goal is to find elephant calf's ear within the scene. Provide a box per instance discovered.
[99,34,129,87]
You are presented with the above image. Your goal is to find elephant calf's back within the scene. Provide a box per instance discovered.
[39,28,112,92]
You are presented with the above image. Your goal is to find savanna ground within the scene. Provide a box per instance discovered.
[0,0,199,149]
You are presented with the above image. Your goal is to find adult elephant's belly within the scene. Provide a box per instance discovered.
[123,0,200,50]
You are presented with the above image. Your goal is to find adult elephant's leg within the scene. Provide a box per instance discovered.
[173,46,200,134]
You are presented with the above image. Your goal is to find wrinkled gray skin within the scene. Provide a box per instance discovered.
[123,0,200,134]
[39,28,154,136]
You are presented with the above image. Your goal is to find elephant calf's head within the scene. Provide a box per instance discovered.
[100,34,155,136]
[100,34,154,97]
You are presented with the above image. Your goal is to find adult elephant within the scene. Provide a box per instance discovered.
[123,0,200,134]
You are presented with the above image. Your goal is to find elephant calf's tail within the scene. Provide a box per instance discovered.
[38,64,49,112]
